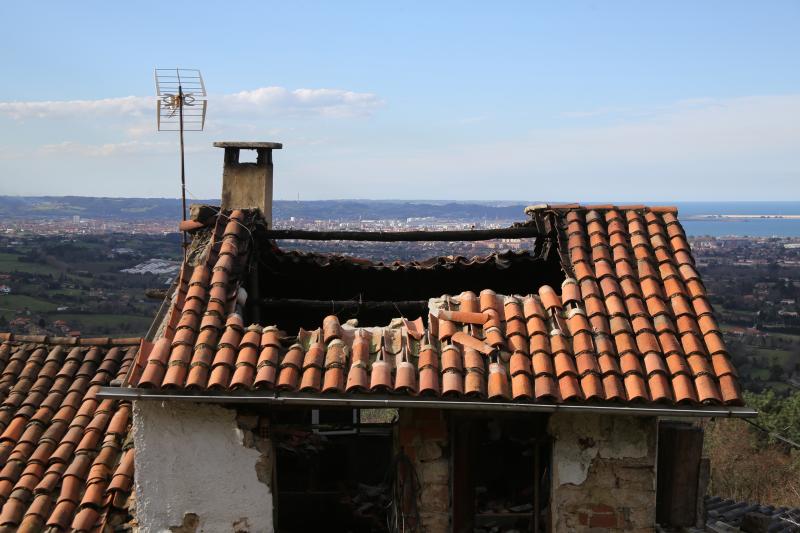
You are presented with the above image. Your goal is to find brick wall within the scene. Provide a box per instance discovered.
[549,413,658,533]
[397,408,450,533]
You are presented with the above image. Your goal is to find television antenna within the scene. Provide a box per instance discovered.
[154,68,207,247]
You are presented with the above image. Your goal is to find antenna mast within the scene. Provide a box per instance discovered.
[154,68,207,252]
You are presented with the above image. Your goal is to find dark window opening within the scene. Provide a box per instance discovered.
[452,413,551,533]
[272,407,395,533]
[250,236,565,332]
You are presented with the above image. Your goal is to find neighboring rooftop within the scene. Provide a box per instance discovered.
[705,495,800,532]
[0,334,138,531]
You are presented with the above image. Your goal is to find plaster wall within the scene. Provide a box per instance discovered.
[549,413,658,533]
[133,401,273,533]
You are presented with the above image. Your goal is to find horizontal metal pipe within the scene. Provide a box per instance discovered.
[96,387,758,418]
[264,226,542,242]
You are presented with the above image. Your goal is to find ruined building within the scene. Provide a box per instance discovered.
[0,141,754,532]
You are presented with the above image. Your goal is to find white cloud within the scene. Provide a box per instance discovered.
[561,106,632,119]
[222,87,382,117]
[1,92,797,200]
[0,96,150,120]
[35,140,176,157]
[0,86,382,120]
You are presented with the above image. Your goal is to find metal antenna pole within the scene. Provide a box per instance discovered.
[154,67,207,259]
[178,83,188,253]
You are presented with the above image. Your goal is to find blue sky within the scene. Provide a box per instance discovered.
[0,1,798,201]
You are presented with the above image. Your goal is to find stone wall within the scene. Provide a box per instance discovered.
[549,413,658,533]
[397,408,450,533]
[133,401,274,533]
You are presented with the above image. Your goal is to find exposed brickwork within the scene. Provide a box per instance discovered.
[396,408,450,533]
[579,504,622,528]
[549,413,657,532]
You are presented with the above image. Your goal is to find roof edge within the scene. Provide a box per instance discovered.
[524,203,679,215]
[0,332,142,346]
[96,387,757,419]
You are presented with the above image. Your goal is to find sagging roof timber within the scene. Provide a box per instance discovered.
[263,225,542,242]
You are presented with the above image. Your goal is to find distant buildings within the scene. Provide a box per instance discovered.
[120,258,181,275]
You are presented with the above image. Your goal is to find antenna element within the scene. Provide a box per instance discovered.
[154,68,207,251]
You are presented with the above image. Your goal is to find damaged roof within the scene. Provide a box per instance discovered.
[0,333,137,532]
[117,203,746,410]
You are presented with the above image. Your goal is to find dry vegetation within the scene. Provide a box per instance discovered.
[705,417,800,507]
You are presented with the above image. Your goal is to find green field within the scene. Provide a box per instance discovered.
[768,331,800,344]
[0,294,58,312]
[0,252,62,275]
[49,288,84,297]
[54,313,152,332]
[0,233,180,338]
[749,368,771,380]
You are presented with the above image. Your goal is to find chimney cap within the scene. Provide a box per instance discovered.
[213,141,283,149]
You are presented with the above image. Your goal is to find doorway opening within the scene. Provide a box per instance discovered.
[452,413,551,533]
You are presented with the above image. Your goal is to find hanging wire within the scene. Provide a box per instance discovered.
[742,417,800,449]
[384,450,423,533]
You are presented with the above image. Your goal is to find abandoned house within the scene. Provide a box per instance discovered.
[0,141,757,533]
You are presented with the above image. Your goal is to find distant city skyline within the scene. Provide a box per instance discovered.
[0,1,798,201]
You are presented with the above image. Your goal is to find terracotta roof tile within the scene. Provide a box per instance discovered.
[0,335,137,531]
[695,374,723,404]
[671,373,698,404]
[538,285,562,310]
[623,373,649,402]
[648,373,673,402]
[718,374,742,405]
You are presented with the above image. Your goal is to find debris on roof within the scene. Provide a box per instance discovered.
[122,204,744,408]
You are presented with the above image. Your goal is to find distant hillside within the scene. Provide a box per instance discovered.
[0,196,216,221]
[273,200,531,221]
[0,196,533,222]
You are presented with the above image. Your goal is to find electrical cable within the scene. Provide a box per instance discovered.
[384,450,423,533]
[742,417,800,449]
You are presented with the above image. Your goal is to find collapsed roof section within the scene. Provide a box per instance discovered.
[115,204,748,412]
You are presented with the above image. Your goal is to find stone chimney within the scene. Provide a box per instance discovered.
[214,141,283,227]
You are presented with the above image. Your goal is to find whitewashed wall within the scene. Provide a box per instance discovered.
[133,401,274,533]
